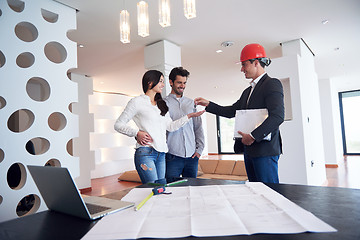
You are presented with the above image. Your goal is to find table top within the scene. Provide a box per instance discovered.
[1,178,360,240]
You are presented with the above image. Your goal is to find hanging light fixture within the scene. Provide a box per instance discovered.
[137,1,149,37]
[120,10,130,43]
[119,0,196,42]
[184,0,196,19]
[159,0,171,27]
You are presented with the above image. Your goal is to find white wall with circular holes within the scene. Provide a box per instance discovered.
[0,0,78,222]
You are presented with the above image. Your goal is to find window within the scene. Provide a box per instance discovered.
[339,90,360,155]
[216,116,235,154]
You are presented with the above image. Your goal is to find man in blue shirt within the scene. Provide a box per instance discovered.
[164,67,205,182]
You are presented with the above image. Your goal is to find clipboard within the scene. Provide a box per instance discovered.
[234,109,268,138]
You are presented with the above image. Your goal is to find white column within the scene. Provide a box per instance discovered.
[267,39,327,186]
[144,40,181,97]
[71,73,95,189]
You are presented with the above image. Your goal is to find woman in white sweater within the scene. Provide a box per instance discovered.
[114,70,204,184]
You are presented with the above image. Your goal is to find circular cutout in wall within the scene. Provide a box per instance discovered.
[0,148,4,163]
[68,102,74,113]
[0,50,5,68]
[16,52,35,68]
[7,0,25,13]
[44,41,67,63]
[27,137,50,155]
[7,162,26,190]
[0,195,3,205]
[41,8,59,23]
[15,22,38,42]
[16,194,41,217]
[66,69,71,80]
[25,140,35,155]
[45,158,61,167]
[0,96,6,109]
[26,77,51,102]
[8,109,35,133]
[66,138,74,156]
[48,112,66,131]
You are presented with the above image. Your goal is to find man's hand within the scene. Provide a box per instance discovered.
[194,97,209,107]
[192,152,201,159]
[238,131,255,146]
[187,110,205,119]
[136,130,153,146]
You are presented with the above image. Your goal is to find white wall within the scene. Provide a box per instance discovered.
[319,78,342,165]
[89,92,136,178]
[0,0,78,222]
[319,74,360,166]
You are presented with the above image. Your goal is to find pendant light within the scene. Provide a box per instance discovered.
[120,10,130,43]
[137,1,149,37]
[159,0,171,27]
[184,0,196,19]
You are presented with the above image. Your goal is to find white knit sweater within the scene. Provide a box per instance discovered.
[114,94,189,153]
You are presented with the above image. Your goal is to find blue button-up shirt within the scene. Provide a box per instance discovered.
[164,94,205,157]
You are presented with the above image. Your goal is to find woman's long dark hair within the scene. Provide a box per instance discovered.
[142,70,168,116]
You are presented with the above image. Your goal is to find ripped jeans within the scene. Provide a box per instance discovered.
[134,147,166,184]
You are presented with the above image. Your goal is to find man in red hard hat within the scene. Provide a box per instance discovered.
[195,43,284,183]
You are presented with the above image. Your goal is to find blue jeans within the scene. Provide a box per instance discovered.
[244,153,280,183]
[165,153,199,182]
[134,147,166,184]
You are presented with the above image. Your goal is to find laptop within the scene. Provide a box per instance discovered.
[27,165,134,220]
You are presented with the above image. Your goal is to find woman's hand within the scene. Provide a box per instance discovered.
[136,130,153,146]
[187,110,205,119]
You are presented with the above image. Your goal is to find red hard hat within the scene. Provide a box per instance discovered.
[240,43,267,62]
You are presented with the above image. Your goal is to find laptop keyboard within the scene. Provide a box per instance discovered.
[85,203,111,215]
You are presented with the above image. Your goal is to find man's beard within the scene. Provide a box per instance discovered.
[173,88,184,96]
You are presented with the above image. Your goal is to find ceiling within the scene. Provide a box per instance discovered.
[57,0,360,104]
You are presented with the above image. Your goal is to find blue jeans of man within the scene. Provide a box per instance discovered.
[134,147,166,184]
[165,153,199,182]
[244,152,280,183]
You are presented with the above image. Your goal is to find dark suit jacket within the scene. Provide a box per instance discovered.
[206,73,284,157]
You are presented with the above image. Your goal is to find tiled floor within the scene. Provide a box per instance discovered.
[84,155,360,196]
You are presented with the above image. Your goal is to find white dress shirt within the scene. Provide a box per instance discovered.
[114,95,190,153]
[248,72,266,103]
[248,72,271,141]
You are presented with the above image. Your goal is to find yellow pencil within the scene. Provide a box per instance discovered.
[135,191,154,211]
